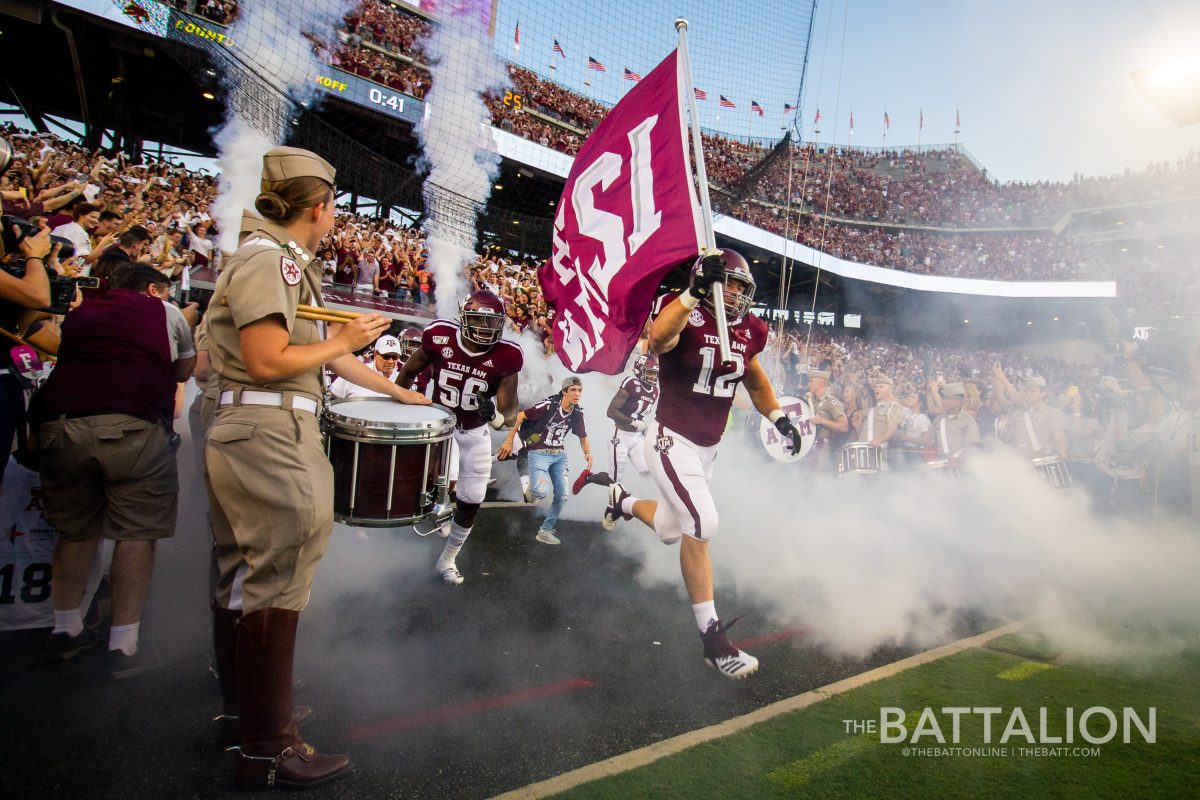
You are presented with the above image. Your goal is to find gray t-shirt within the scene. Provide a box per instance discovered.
[162,300,196,362]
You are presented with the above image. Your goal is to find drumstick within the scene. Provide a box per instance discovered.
[297,304,360,322]
[219,296,369,325]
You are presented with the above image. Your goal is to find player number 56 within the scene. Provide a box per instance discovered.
[437,372,490,410]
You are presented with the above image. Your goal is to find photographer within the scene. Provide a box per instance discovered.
[1,222,52,485]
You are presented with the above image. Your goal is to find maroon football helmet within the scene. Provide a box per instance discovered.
[633,352,659,386]
[459,289,506,347]
[398,325,423,361]
[704,248,756,324]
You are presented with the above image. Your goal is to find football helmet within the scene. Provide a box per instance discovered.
[704,248,756,324]
[633,353,659,386]
[459,290,506,347]
[398,325,423,361]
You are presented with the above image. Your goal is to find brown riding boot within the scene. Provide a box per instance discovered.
[232,608,350,789]
[213,602,314,747]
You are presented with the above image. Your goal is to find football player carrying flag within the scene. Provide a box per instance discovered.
[540,21,802,679]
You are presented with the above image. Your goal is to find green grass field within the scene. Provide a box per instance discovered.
[551,636,1200,799]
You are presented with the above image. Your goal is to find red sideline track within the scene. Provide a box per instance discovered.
[346,628,805,741]
[732,626,810,651]
[346,677,596,741]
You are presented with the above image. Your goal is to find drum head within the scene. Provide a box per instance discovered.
[325,398,455,439]
[756,395,816,463]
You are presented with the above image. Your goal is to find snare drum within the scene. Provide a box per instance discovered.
[324,399,455,527]
[1032,455,1073,490]
[839,443,884,476]
[925,458,960,479]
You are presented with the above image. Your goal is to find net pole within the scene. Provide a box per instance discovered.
[675,18,732,366]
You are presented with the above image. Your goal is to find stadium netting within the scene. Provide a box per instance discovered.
[117,0,817,260]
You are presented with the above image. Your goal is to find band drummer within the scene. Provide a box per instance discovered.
[924,382,980,465]
[1001,375,1068,460]
[806,368,847,472]
[204,146,428,789]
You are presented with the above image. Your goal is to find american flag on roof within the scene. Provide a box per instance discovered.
[553,39,565,57]
[694,87,708,100]
[751,101,764,116]
[514,21,520,49]
[587,56,607,72]
[623,68,642,81]
[884,110,890,129]
[719,95,735,108]
[784,102,797,113]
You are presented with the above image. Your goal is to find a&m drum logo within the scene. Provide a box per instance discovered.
[688,309,705,327]
[653,432,674,454]
[758,395,816,463]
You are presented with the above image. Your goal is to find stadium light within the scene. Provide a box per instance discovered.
[1132,53,1200,126]
[202,92,215,100]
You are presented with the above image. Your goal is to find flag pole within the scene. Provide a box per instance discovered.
[675,17,732,366]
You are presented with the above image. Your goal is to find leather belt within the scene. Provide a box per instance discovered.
[218,390,318,415]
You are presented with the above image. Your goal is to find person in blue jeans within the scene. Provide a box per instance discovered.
[497,376,592,544]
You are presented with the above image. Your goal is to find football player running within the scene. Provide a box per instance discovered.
[395,290,522,585]
[602,249,802,679]
[572,352,660,493]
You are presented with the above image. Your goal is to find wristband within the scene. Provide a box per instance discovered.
[679,291,701,310]
[768,409,785,424]
[488,410,505,430]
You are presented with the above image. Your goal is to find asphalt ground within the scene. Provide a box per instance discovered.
[0,408,993,799]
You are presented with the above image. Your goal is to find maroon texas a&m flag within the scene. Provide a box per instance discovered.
[539,48,703,373]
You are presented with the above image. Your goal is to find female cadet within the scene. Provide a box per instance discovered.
[204,146,428,789]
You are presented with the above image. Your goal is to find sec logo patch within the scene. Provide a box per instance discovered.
[688,309,705,327]
[441,347,455,358]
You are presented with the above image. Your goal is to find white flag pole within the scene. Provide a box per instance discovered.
[675,18,732,365]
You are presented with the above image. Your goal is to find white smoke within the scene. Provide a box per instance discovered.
[415,10,509,318]
[597,434,1200,663]
[209,1,354,250]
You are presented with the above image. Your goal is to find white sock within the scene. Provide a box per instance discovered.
[692,601,718,633]
[620,497,638,517]
[437,522,471,570]
[53,607,85,637]
[108,622,140,656]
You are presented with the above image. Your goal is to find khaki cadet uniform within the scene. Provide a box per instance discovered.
[204,149,336,615]
[807,370,846,471]
[926,383,980,458]
[1003,402,1067,458]
[856,400,905,447]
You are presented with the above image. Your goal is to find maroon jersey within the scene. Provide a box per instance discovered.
[615,375,659,425]
[421,319,523,429]
[520,397,587,450]
[651,292,768,447]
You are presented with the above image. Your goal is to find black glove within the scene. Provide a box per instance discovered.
[688,252,726,300]
[774,415,803,456]
[477,393,497,423]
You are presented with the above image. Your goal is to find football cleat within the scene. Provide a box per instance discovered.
[571,469,593,495]
[602,482,631,530]
[439,565,464,586]
[700,617,759,679]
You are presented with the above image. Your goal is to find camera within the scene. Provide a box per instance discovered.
[1,215,76,260]
[1,256,80,315]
